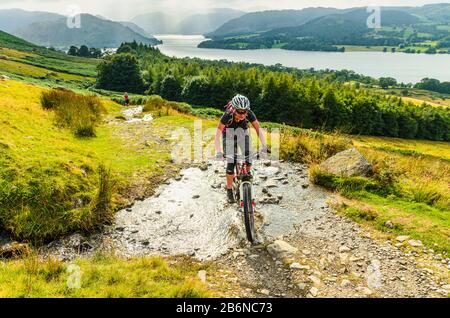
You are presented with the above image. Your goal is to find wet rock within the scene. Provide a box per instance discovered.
[0,242,31,259]
[263,161,271,167]
[192,195,200,199]
[260,197,280,205]
[267,240,298,259]
[199,163,208,171]
[115,226,125,232]
[126,208,132,212]
[141,240,150,246]
[302,184,309,189]
[155,210,162,215]
[265,181,278,188]
[320,148,373,177]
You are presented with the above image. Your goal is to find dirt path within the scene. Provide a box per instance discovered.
[39,107,450,298]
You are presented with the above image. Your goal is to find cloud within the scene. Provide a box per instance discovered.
[0,0,449,20]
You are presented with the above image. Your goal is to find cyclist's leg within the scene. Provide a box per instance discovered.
[223,130,236,190]
[237,129,252,170]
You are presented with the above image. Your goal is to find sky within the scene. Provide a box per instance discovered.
[0,0,449,20]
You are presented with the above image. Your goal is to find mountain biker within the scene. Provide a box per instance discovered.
[215,94,269,203]
[124,92,129,106]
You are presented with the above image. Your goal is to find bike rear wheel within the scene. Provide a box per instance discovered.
[243,183,256,243]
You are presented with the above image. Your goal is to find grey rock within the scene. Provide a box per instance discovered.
[267,240,298,259]
[319,148,373,177]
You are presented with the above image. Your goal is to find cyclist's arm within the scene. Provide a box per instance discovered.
[250,120,268,150]
[215,123,225,153]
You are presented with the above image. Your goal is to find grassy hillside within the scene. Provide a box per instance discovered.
[1,32,449,297]
[0,255,211,297]
[0,30,97,86]
[203,4,450,54]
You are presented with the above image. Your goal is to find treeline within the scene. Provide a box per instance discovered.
[68,45,102,58]
[415,78,450,94]
[282,38,345,52]
[96,42,450,141]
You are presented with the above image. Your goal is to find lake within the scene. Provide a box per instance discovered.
[155,35,450,84]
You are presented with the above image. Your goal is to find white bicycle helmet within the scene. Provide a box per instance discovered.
[231,94,250,110]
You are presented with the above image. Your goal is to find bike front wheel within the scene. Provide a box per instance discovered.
[242,183,256,243]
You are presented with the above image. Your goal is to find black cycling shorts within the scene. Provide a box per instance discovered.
[223,129,251,175]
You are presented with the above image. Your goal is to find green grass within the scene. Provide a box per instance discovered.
[0,255,211,298]
[299,132,450,254]
[0,31,97,85]
[336,192,450,254]
[0,80,199,243]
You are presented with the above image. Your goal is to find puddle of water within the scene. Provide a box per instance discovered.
[122,106,153,123]
[109,160,330,260]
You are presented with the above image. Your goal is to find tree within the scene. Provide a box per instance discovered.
[117,44,133,54]
[89,48,102,58]
[160,75,182,101]
[68,46,78,56]
[181,76,212,106]
[96,54,145,93]
[78,45,90,57]
[379,77,397,89]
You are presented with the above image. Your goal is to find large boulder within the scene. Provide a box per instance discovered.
[320,148,373,177]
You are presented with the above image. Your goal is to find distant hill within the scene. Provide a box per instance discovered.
[119,21,154,38]
[132,9,245,35]
[176,8,245,35]
[401,3,450,23]
[0,9,61,33]
[0,29,40,52]
[132,12,178,35]
[200,6,442,52]
[13,13,160,48]
[264,8,420,42]
[206,8,344,38]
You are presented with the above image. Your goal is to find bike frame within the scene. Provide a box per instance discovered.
[234,159,256,208]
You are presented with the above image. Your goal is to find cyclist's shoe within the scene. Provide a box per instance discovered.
[227,188,236,203]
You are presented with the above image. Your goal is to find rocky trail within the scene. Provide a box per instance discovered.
[2,106,449,298]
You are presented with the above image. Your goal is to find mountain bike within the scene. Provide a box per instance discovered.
[225,152,261,243]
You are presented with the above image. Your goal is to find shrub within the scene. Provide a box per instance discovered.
[86,165,116,229]
[40,89,105,137]
[410,183,443,206]
[280,129,352,164]
[143,95,192,116]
